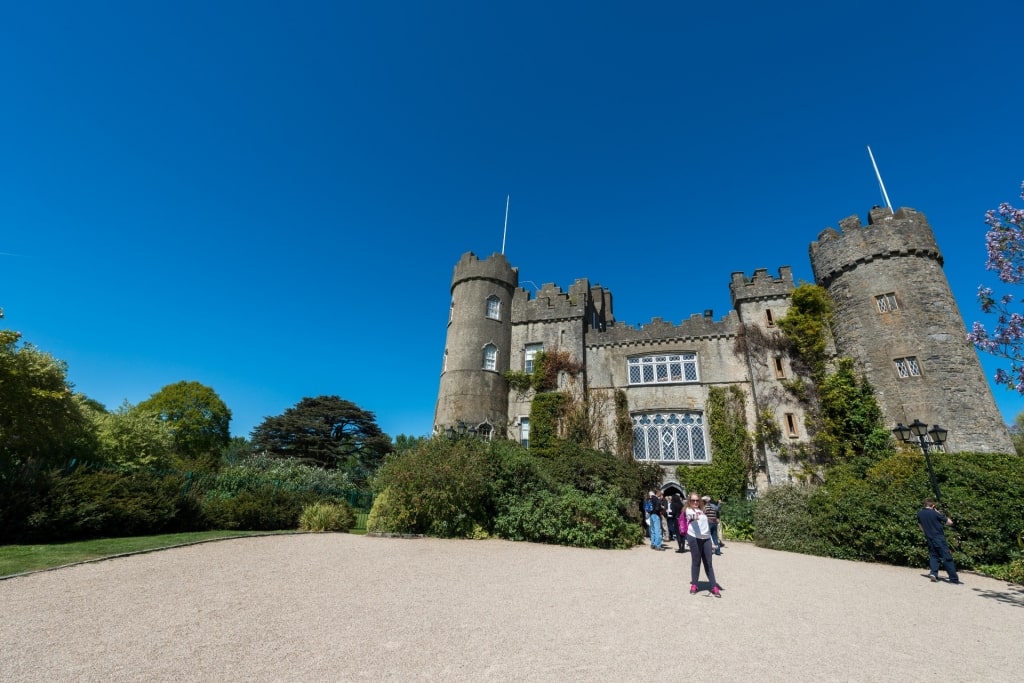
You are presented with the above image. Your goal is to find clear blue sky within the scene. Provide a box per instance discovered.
[3,1,1023,440]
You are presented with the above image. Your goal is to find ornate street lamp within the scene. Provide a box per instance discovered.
[892,419,948,502]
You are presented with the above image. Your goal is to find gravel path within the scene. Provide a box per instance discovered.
[2,534,1023,682]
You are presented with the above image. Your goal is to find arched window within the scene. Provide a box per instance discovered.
[485,295,501,320]
[482,344,498,371]
[477,423,493,441]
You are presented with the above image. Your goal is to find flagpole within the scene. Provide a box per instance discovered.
[867,146,893,212]
[501,194,510,255]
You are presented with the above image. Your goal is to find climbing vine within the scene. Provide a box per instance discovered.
[676,385,752,500]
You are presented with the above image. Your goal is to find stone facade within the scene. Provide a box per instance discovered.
[434,206,1013,489]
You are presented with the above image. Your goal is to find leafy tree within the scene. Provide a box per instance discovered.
[138,381,231,467]
[250,395,392,486]
[1010,411,1024,457]
[968,181,1024,391]
[814,358,894,469]
[1,313,96,480]
[92,400,174,472]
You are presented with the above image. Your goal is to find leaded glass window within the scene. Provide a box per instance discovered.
[627,354,698,385]
[895,356,921,378]
[631,412,708,463]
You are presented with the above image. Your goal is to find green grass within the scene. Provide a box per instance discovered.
[0,531,287,577]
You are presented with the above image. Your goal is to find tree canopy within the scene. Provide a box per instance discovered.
[138,381,231,464]
[250,395,392,486]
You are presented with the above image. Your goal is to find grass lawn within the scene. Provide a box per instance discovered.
[0,530,287,578]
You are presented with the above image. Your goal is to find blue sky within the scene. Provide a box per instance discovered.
[3,1,1023,440]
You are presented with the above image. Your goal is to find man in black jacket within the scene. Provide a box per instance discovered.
[917,499,960,584]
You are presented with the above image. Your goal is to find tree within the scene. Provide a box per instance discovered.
[91,400,174,472]
[250,395,392,487]
[968,181,1024,391]
[138,381,231,466]
[1,311,96,480]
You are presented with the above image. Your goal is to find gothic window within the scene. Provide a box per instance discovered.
[876,293,899,313]
[477,423,493,441]
[627,354,698,385]
[483,344,498,371]
[631,412,708,463]
[486,295,501,320]
[894,356,921,378]
[524,343,543,373]
[520,418,530,448]
[765,309,776,327]
[773,356,786,379]
[785,413,798,438]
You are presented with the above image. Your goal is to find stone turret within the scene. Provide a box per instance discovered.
[433,252,517,434]
[810,207,1012,453]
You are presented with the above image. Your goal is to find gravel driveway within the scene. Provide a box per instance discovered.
[2,534,1022,682]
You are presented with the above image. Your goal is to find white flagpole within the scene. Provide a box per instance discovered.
[501,194,510,255]
[867,146,893,212]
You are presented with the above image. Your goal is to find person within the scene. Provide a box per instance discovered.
[669,493,686,552]
[647,491,665,550]
[658,491,669,540]
[917,498,960,584]
[703,495,722,555]
[664,492,677,542]
[685,493,721,597]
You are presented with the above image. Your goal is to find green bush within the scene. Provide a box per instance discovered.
[25,469,184,542]
[494,485,640,549]
[754,451,1024,571]
[719,498,755,541]
[753,484,829,555]
[298,501,356,532]
[370,436,495,537]
[201,487,316,531]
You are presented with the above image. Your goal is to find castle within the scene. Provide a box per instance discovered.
[433,205,1013,489]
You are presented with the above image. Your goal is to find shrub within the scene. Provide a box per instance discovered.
[494,485,640,549]
[370,436,495,537]
[753,484,829,555]
[26,469,183,542]
[719,497,754,542]
[201,487,315,531]
[298,501,356,532]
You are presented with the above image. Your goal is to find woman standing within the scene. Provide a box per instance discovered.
[685,493,721,597]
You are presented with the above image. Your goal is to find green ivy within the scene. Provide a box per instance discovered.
[676,385,751,500]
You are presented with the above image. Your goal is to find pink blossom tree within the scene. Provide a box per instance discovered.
[968,181,1024,391]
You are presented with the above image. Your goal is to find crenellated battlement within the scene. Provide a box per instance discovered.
[809,207,942,288]
[586,310,741,348]
[730,267,795,306]
[451,251,518,292]
[511,279,589,322]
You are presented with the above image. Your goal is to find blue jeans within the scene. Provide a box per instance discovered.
[650,515,662,548]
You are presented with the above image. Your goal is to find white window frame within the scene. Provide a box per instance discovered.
[477,423,494,441]
[483,344,498,371]
[627,353,699,385]
[520,417,530,448]
[631,412,708,463]
[524,343,543,373]
[876,292,899,313]
[894,356,921,378]
[486,295,501,320]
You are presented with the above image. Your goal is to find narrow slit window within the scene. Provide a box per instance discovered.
[773,356,785,379]
[765,309,775,327]
[785,413,798,438]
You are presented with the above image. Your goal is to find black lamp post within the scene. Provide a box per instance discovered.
[892,419,948,502]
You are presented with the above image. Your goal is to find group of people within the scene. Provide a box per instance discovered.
[645,490,723,597]
[644,491,964,597]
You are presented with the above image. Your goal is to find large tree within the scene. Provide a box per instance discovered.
[138,381,231,465]
[250,395,391,486]
[91,400,174,472]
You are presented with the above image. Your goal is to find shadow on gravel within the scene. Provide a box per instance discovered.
[973,583,1024,608]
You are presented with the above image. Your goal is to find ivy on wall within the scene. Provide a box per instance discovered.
[676,385,752,500]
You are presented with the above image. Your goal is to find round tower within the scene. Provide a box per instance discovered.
[809,206,1012,453]
[433,251,517,435]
